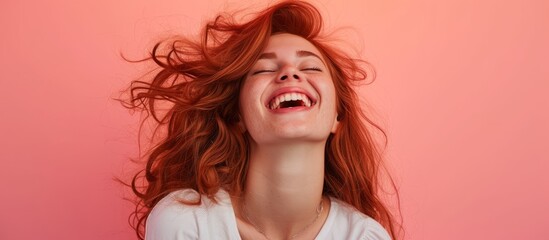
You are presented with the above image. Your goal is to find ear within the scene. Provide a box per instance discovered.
[237,117,247,133]
[330,115,339,133]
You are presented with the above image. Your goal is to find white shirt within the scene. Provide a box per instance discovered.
[146,189,391,240]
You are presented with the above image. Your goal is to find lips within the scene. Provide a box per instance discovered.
[266,88,317,110]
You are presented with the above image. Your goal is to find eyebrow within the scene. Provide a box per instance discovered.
[258,50,326,64]
[296,50,324,63]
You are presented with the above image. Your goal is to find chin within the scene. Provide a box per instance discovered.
[267,130,332,144]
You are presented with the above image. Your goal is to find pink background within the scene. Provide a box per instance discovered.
[1,0,547,239]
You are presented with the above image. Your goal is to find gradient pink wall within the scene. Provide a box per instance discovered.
[1,0,547,239]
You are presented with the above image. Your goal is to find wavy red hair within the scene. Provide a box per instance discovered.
[123,1,401,239]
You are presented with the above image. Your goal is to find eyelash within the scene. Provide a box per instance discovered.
[252,67,322,75]
[302,67,322,72]
[252,70,276,75]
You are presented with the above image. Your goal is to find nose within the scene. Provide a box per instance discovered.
[276,67,302,83]
[279,74,299,81]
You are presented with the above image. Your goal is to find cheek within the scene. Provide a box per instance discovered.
[239,80,266,122]
[239,78,255,107]
[322,80,338,111]
[241,76,272,102]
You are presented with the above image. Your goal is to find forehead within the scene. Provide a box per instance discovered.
[262,33,323,56]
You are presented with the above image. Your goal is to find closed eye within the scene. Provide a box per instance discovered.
[302,67,322,72]
[252,69,276,75]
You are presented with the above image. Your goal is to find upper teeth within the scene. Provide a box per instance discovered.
[269,92,313,110]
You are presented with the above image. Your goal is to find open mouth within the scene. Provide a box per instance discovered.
[268,92,315,110]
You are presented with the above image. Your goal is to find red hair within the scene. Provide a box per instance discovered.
[123,1,401,239]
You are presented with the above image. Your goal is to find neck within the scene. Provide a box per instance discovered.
[241,140,327,239]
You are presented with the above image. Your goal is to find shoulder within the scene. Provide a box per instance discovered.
[145,189,239,240]
[318,198,391,240]
[145,189,204,239]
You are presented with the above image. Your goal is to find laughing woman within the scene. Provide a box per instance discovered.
[124,1,400,239]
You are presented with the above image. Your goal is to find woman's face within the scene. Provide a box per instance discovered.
[239,33,338,145]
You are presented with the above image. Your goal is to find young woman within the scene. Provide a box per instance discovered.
[124,1,400,239]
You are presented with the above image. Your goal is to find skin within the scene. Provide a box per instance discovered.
[235,33,339,240]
